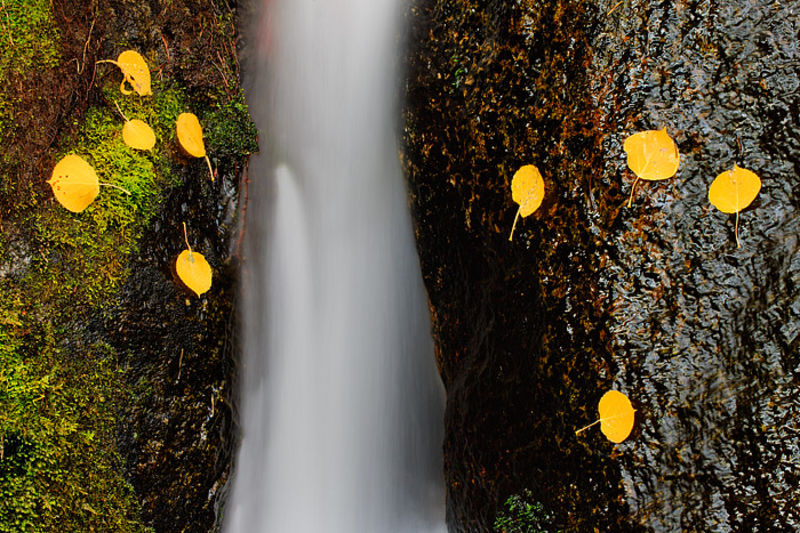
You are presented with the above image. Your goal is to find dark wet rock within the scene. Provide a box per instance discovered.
[402,1,800,531]
[108,175,241,531]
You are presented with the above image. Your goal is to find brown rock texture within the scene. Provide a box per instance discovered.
[402,1,800,531]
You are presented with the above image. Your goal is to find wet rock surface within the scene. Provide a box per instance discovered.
[93,1,253,530]
[0,0,254,531]
[402,1,800,531]
[108,173,241,532]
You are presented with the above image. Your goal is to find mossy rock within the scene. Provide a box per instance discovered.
[0,1,257,531]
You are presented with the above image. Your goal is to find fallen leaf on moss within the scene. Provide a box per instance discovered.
[47,155,99,213]
[623,128,680,207]
[176,222,212,297]
[177,112,214,181]
[114,101,155,151]
[575,390,636,444]
[123,119,156,151]
[97,50,152,96]
[508,164,544,241]
[709,164,761,248]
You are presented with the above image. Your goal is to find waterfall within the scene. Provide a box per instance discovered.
[224,1,447,532]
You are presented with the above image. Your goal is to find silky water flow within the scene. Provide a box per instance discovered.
[225,1,447,531]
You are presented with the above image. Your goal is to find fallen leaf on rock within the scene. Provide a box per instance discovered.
[508,164,544,241]
[709,164,761,248]
[575,390,636,444]
[623,128,680,207]
[97,50,152,96]
[177,112,214,181]
[176,222,212,297]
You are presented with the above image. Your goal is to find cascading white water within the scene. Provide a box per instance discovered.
[225,1,447,532]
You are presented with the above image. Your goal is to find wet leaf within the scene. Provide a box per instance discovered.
[508,164,544,241]
[122,119,156,151]
[176,112,206,157]
[46,155,99,213]
[709,164,761,248]
[98,50,152,96]
[177,112,215,181]
[175,250,212,297]
[575,390,636,444]
[709,165,761,214]
[598,390,635,443]
[623,128,680,206]
[175,222,212,297]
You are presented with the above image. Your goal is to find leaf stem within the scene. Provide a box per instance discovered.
[205,155,215,182]
[176,348,184,383]
[99,182,131,195]
[627,176,640,208]
[607,0,624,15]
[112,99,129,122]
[182,221,193,255]
[736,136,743,166]
[508,206,521,241]
[575,410,637,436]
[575,419,601,436]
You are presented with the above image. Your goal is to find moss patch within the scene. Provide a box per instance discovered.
[0,307,149,532]
[203,92,259,161]
[28,81,188,306]
[0,0,60,76]
[0,0,60,139]
[493,490,557,533]
[0,78,192,531]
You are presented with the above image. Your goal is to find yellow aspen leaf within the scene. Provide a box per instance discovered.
[598,390,636,443]
[709,164,761,213]
[177,112,214,181]
[176,249,212,297]
[708,164,761,248]
[114,100,155,151]
[176,113,206,157]
[623,128,680,207]
[97,50,152,96]
[175,222,212,297]
[575,390,636,444]
[122,119,156,151]
[508,164,544,241]
[47,155,100,213]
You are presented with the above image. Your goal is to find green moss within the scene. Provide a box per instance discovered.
[0,287,153,532]
[493,490,558,533]
[0,78,195,531]
[25,81,189,307]
[0,0,60,76]
[0,0,60,139]
[203,91,259,160]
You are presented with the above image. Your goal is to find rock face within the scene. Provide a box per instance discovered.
[0,1,255,531]
[402,1,800,531]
